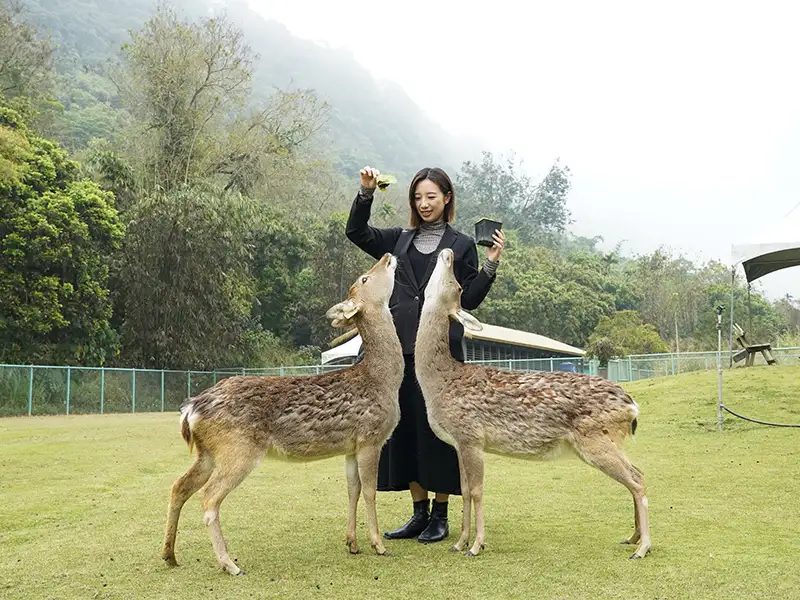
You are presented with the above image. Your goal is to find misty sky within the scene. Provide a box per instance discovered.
[249,0,799,301]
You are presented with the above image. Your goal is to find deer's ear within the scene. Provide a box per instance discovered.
[326,298,362,327]
[451,309,483,332]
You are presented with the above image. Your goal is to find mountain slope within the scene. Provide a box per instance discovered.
[22,0,471,177]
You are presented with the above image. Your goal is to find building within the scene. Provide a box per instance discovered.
[321,323,586,371]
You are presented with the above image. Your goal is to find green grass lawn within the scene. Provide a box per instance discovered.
[2,365,800,599]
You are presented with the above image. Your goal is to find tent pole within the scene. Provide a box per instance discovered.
[729,268,735,368]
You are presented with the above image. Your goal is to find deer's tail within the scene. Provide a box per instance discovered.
[629,396,640,437]
[179,401,196,454]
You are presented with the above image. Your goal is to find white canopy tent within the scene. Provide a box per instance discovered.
[731,201,800,283]
[728,201,800,363]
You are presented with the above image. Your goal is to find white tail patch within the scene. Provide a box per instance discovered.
[181,403,200,431]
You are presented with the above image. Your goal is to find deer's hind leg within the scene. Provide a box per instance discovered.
[571,434,650,559]
[200,442,263,575]
[345,454,362,554]
[162,448,214,567]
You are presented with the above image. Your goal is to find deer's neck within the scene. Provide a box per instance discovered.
[356,306,404,381]
[415,302,458,390]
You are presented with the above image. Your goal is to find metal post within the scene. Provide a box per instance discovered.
[729,269,736,367]
[716,305,725,431]
[160,371,165,412]
[28,366,34,416]
[100,368,105,414]
[66,366,71,415]
[131,370,136,413]
[549,358,554,372]
[187,371,192,399]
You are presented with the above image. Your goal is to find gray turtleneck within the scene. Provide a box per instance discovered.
[358,185,499,277]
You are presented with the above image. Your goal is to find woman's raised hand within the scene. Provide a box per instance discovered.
[360,165,380,190]
[487,229,506,263]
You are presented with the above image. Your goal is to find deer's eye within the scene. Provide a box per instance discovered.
[361,277,369,284]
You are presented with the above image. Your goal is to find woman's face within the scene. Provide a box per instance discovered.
[413,179,450,223]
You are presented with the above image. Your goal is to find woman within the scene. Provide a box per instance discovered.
[346,165,505,543]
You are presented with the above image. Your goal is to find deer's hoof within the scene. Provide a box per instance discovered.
[162,555,178,567]
[235,569,247,576]
[449,546,461,553]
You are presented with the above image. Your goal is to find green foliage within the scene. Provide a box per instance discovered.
[475,239,615,347]
[0,0,54,99]
[587,310,670,364]
[117,184,258,370]
[2,0,796,371]
[455,151,572,246]
[0,102,123,365]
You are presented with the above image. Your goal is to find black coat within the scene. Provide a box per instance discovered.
[345,194,496,357]
[346,193,497,495]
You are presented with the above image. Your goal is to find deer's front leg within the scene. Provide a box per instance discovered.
[451,448,471,553]
[356,445,388,556]
[345,454,361,554]
[459,445,486,557]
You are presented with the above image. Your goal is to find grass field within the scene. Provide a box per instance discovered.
[2,365,800,599]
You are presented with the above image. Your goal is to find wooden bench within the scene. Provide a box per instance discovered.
[732,323,778,367]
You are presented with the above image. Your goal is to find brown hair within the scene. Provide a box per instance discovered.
[408,167,456,228]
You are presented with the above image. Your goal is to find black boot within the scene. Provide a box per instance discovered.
[417,500,449,543]
[383,499,430,539]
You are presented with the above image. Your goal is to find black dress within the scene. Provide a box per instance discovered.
[344,192,496,497]
[376,244,462,495]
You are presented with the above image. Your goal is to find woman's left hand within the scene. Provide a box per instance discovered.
[487,229,505,262]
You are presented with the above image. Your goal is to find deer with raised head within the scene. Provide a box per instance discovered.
[161,253,405,575]
[414,248,651,560]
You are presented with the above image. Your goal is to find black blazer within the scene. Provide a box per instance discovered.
[346,193,495,357]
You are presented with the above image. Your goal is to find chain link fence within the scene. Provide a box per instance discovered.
[2,348,797,417]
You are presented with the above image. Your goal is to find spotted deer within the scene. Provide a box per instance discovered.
[413,248,651,559]
[161,253,405,575]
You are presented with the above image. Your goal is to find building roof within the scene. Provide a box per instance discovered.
[320,321,585,363]
[465,323,585,356]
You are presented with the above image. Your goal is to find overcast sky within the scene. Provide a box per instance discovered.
[249,0,799,301]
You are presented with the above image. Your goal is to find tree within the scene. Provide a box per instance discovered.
[111,3,328,195]
[0,0,54,99]
[474,238,616,347]
[117,184,259,369]
[455,151,572,246]
[0,102,123,364]
[586,310,670,363]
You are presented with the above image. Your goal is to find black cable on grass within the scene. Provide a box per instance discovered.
[720,404,800,428]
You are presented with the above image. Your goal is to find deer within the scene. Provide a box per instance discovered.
[413,248,651,560]
[161,253,405,575]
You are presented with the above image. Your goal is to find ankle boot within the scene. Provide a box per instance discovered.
[383,499,430,539]
[417,500,448,543]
